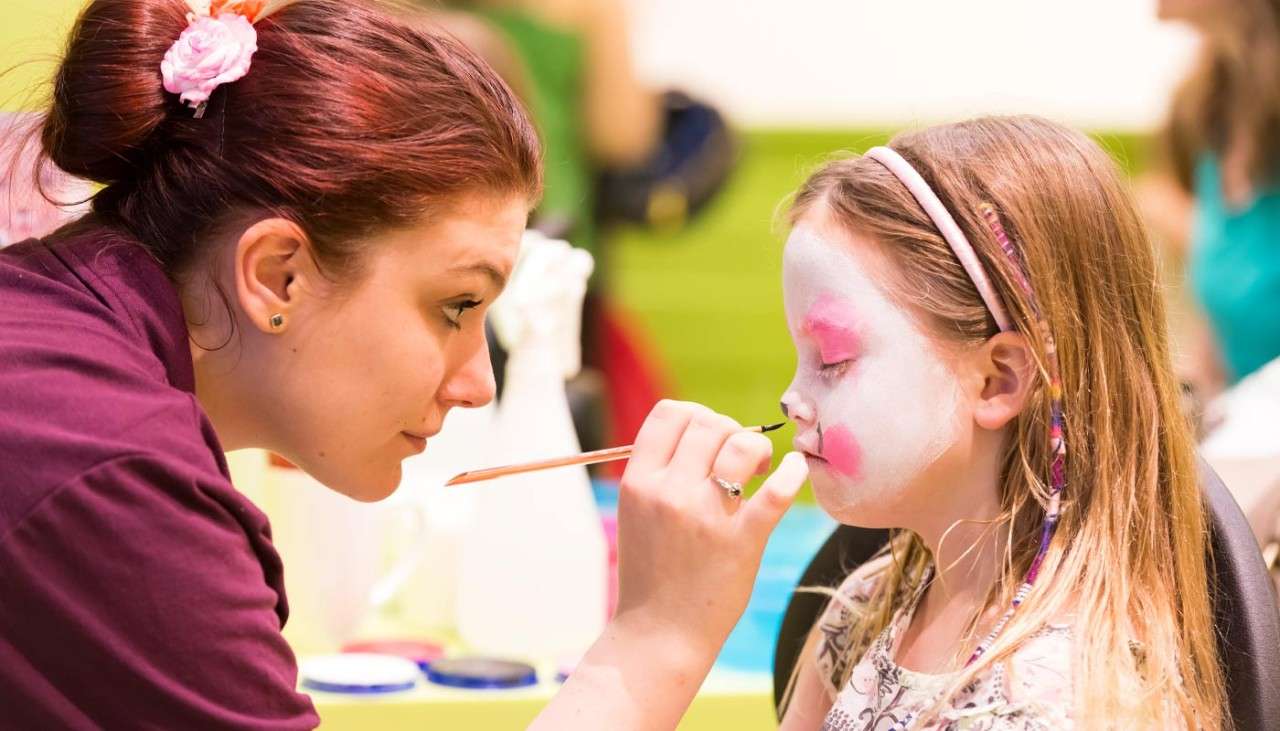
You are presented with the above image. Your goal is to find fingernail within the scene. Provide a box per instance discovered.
[785,451,808,470]
[780,452,808,495]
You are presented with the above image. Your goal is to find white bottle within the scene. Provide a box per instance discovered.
[456,233,606,661]
[392,402,494,635]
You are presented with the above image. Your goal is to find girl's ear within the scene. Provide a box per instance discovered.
[968,331,1036,431]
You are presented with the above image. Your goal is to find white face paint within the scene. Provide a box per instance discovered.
[780,222,966,524]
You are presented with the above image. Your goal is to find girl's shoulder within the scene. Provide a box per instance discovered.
[825,619,1076,730]
[813,553,895,697]
[945,623,1075,728]
[812,556,1078,727]
[995,622,1075,727]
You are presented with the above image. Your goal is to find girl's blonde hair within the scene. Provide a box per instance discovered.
[783,116,1225,728]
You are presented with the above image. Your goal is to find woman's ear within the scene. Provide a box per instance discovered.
[233,218,315,334]
[969,331,1036,431]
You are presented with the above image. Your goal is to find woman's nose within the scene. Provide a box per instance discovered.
[440,337,497,409]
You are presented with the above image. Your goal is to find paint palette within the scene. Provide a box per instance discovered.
[425,657,538,690]
[300,653,421,695]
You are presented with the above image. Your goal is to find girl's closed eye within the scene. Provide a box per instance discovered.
[818,358,854,379]
[801,295,863,371]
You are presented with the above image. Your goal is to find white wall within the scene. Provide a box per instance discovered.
[626,0,1201,130]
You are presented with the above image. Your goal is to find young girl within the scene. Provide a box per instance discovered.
[777,116,1226,729]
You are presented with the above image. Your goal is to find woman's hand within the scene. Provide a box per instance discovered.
[613,399,808,653]
[532,400,809,730]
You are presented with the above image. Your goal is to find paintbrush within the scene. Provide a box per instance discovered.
[445,422,787,486]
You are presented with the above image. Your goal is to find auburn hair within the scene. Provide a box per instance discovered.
[38,0,541,279]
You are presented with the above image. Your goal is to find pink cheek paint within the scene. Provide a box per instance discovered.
[802,294,861,365]
[820,424,862,478]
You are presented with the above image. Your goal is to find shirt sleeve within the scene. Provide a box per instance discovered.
[0,452,318,730]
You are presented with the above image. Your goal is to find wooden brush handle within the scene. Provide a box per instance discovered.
[444,422,784,487]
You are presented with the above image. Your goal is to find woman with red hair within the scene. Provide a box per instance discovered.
[0,1,807,727]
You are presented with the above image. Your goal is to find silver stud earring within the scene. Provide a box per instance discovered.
[269,313,285,330]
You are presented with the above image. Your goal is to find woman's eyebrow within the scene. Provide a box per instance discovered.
[447,262,509,290]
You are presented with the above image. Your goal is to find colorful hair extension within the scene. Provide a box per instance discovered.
[964,203,1067,664]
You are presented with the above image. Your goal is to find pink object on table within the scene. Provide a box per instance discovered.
[342,640,445,670]
[602,513,619,620]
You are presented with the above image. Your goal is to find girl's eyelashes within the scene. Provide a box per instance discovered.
[443,299,484,330]
[818,359,853,379]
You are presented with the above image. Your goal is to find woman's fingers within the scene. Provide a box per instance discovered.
[611,401,809,671]
[708,430,774,496]
[666,411,741,480]
[739,452,809,542]
[623,400,710,479]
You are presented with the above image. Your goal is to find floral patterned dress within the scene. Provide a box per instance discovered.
[815,562,1074,731]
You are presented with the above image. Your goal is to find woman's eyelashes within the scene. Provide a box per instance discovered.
[443,299,484,330]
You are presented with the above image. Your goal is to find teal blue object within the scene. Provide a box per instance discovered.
[590,481,835,674]
[715,506,836,673]
[591,479,619,512]
[1190,155,1280,381]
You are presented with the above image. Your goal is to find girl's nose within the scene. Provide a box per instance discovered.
[780,389,815,425]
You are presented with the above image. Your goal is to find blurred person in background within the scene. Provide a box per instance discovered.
[1,112,89,247]
[425,0,740,459]
[1141,0,1280,399]
[430,0,663,258]
[1141,0,1280,598]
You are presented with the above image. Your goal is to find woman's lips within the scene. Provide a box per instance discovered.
[401,432,428,452]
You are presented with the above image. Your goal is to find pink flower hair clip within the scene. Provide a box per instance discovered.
[160,0,286,118]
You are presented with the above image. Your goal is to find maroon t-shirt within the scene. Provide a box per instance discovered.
[0,225,318,729]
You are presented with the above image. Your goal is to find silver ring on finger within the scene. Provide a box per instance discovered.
[712,475,743,499]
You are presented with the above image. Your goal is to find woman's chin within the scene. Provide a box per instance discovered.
[348,468,402,503]
[307,461,402,503]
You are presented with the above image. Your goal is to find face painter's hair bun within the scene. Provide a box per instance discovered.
[38,0,541,280]
[41,0,186,186]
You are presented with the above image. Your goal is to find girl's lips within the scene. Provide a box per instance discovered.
[793,434,824,461]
